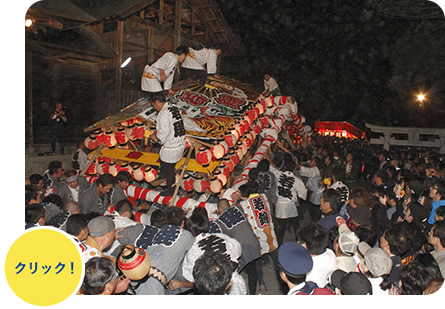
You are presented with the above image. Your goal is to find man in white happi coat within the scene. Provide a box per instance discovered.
[181,46,222,84]
[264,149,307,245]
[148,92,186,196]
[262,73,281,97]
[141,45,189,94]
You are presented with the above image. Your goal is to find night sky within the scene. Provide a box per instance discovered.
[213,0,445,130]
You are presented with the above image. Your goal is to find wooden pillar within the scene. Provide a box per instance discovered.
[159,0,164,25]
[115,20,124,112]
[174,0,182,48]
[147,27,154,63]
[191,6,196,35]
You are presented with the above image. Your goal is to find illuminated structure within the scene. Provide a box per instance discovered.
[314,121,365,139]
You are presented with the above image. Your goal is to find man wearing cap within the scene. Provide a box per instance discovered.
[334,223,360,273]
[84,216,120,263]
[278,242,334,295]
[330,269,372,295]
[357,242,393,295]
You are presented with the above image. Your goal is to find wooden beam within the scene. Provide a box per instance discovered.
[115,20,124,113]
[175,0,183,48]
[159,0,165,25]
[148,26,154,63]
[191,5,196,35]
[127,15,205,46]
[118,0,158,19]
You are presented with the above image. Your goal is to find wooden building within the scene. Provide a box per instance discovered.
[25,0,242,150]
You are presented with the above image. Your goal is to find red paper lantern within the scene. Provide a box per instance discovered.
[102,129,117,147]
[132,123,145,140]
[96,159,109,175]
[247,109,256,122]
[115,127,128,145]
[86,162,97,175]
[229,148,240,166]
[260,116,269,128]
[222,157,234,173]
[93,129,103,144]
[224,132,237,148]
[196,147,212,166]
[252,123,261,135]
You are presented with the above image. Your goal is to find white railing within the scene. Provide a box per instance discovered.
[365,123,445,154]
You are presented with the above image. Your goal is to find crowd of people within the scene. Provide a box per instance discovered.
[25,128,445,296]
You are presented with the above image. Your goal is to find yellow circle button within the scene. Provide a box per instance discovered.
[5,227,84,306]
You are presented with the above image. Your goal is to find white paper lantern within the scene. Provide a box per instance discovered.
[235,142,245,160]
[193,175,208,193]
[210,140,228,160]
[209,177,223,194]
[144,166,157,183]
[125,124,137,141]
[213,170,227,187]
[108,162,120,176]
[120,162,133,174]
[132,164,145,181]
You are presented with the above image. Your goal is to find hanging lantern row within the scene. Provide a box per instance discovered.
[232,99,297,188]
[205,99,268,162]
[84,117,148,150]
[89,157,158,183]
[191,99,277,194]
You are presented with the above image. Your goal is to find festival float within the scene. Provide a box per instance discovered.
[81,76,309,212]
